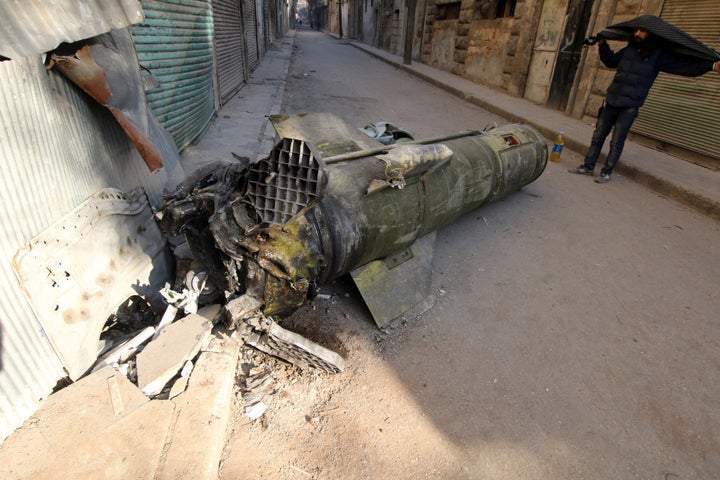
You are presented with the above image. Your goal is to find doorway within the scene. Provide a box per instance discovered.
[546,0,594,110]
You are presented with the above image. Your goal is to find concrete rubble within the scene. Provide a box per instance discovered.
[1,213,336,477]
[0,299,246,479]
[136,304,220,396]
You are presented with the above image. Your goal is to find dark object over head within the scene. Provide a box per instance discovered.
[598,14,720,61]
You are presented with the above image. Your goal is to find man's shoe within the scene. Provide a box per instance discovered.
[595,173,611,184]
[568,165,594,176]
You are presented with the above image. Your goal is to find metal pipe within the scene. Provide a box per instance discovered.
[323,129,481,164]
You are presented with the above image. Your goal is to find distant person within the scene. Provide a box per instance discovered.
[569,28,719,184]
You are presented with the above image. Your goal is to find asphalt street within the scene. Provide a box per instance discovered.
[220,28,720,479]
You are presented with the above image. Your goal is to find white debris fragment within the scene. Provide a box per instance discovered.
[180,360,194,377]
[168,376,189,399]
[136,311,215,396]
[245,402,267,420]
[159,268,215,316]
[153,304,179,340]
[91,326,156,372]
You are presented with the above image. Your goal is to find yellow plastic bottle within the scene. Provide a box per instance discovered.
[549,132,564,162]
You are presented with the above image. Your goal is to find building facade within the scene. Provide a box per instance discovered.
[330,0,720,169]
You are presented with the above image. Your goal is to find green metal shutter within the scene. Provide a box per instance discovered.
[132,0,216,153]
[632,0,720,164]
[214,0,248,104]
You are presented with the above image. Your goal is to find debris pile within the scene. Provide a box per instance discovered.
[89,292,222,400]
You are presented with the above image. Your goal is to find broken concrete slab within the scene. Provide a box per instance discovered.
[0,368,174,479]
[136,307,219,396]
[168,376,189,399]
[156,338,241,480]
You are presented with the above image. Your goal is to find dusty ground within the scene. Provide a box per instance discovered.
[218,30,720,479]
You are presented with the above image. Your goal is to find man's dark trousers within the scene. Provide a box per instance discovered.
[583,104,640,175]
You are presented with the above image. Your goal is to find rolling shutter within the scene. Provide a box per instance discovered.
[214,0,248,105]
[264,0,273,47]
[243,0,259,71]
[632,0,720,164]
[132,0,216,153]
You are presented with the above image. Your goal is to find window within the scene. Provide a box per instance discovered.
[473,0,516,19]
[436,1,461,20]
[496,0,516,17]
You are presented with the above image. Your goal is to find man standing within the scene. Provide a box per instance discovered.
[569,28,720,184]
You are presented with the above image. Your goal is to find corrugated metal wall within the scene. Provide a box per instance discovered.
[0,48,182,441]
[264,0,274,45]
[132,0,217,153]
[0,0,144,59]
[214,0,249,104]
[632,0,720,165]
[1,0,289,443]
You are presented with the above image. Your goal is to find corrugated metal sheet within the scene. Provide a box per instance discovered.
[0,39,182,442]
[632,0,720,163]
[244,0,259,71]
[132,0,217,153]
[0,0,145,59]
[214,0,248,104]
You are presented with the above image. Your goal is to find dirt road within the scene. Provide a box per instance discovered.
[220,29,720,479]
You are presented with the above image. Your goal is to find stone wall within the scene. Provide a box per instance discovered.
[422,0,542,95]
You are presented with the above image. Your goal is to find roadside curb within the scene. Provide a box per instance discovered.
[256,31,296,160]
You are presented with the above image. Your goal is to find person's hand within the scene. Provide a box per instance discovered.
[583,36,605,46]
[714,61,720,73]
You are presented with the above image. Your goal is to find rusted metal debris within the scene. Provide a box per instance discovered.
[49,37,164,172]
[159,113,548,371]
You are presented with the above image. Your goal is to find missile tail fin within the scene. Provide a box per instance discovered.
[351,232,437,329]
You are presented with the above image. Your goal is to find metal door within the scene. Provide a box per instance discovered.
[632,0,720,166]
[132,0,216,153]
[244,0,259,71]
[214,0,248,105]
[546,0,594,110]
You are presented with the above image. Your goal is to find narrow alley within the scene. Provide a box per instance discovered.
[218,29,720,480]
